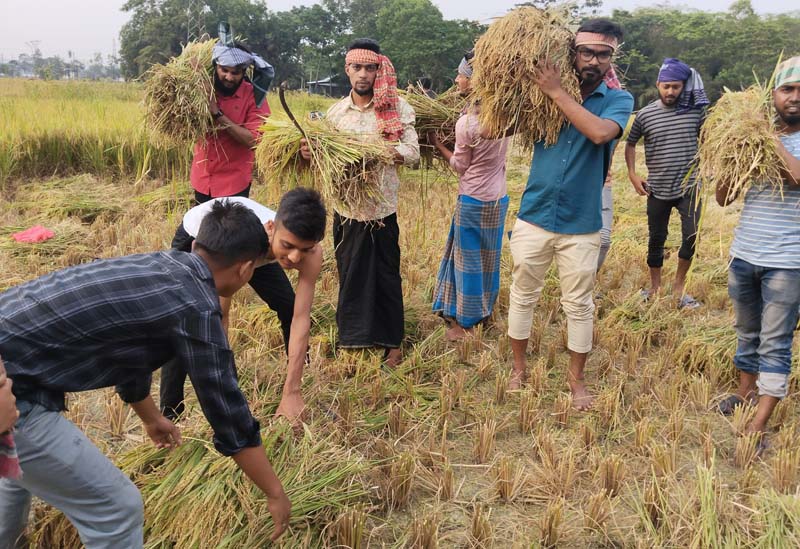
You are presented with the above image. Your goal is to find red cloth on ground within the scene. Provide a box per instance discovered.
[11,225,54,243]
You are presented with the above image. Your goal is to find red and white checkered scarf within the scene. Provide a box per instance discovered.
[345,49,403,141]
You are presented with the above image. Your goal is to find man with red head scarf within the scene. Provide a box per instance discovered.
[301,38,419,367]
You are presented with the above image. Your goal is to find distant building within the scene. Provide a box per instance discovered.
[306,75,348,97]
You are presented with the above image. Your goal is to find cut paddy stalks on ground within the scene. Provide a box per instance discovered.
[471,6,580,148]
[33,424,368,548]
[143,39,217,146]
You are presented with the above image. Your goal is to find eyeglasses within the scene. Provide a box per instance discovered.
[348,63,379,73]
[575,47,613,63]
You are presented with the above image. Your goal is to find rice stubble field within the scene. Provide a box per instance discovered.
[1,79,799,548]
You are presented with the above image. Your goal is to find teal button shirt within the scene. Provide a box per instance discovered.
[518,82,633,235]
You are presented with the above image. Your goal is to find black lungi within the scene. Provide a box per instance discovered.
[333,212,403,349]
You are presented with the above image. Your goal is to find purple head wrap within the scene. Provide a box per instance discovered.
[657,58,691,83]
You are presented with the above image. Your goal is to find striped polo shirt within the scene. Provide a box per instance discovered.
[627,100,705,200]
[730,131,800,269]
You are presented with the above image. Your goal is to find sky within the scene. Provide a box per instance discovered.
[0,0,794,62]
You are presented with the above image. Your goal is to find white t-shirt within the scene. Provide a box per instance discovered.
[183,196,276,238]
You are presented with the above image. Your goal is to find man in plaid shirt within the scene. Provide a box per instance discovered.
[0,202,291,547]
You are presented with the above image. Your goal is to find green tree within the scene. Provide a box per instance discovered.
[376,0,483,89]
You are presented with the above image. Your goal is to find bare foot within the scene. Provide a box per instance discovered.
[569,382,594,411]
[384,348,403,369]
[507,369,526,391]
[446,325,473,342]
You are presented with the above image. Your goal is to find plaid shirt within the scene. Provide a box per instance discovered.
[0,251,260,456]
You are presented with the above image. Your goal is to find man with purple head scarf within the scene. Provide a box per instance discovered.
[625,58,708,309]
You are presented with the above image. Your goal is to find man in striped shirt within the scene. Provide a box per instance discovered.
[625,58,708,308]
[715,56,800,454]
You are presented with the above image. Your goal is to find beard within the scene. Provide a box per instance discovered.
[579,67,603,87]
[353,86,374,96]
[214,71,242,96]
[660,95,679,106]
[777,105,800,126]
[779,112,800,126]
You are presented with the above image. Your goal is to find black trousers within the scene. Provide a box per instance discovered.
[646,193,701,268]
[333,212,404,349]
[160,187,295,419]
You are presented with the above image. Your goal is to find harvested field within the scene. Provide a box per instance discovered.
[2,79,799,547]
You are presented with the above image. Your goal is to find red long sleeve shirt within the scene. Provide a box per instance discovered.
[190,80,270,197]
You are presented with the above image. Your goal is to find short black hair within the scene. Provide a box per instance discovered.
[275,187,327,242]
[417,77,432,89]
[347,38,381,54]
[464,49,475,63]
[576,19,624,43]
[194,200,268,266]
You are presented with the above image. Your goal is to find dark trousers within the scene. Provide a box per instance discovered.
[160,186,295,419]
[333,212,404,349]
[193,184,251,204]
[646,193,701,268]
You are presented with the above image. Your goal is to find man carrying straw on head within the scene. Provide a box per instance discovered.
[428,50,510,341]
[715,56,800,455]
[0,202,291,548]
[506,19,634,411]
[300,38,420,368]
[626,58,709,309]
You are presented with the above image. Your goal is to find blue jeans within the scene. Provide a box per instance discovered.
[728,257,800,398]
[0,401,144,549]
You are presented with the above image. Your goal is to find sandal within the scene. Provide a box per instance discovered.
[717,394,753,416]
[755,434,770,459]
[679,294,702,310]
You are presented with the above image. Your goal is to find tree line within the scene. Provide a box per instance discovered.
[4,0,798,108]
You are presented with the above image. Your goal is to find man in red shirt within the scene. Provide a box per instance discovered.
[190,43,271,200]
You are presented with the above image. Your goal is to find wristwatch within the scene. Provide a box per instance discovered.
[213,109,224,119]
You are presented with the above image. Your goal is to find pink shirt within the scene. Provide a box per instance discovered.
[449,112,509,202]
[190,80,270,197]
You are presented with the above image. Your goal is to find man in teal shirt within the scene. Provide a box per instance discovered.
[507,19,634,412]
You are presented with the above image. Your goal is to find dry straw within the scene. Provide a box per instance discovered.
[401,85,467,167]
[255,116,393,214]
[472,6,580,147]
[697,82,787,204]
[143,39,217,146]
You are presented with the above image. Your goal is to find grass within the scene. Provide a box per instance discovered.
[3,79,800,546]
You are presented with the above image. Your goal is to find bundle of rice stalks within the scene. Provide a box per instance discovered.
[471,6,580,147]
[698,83,786,203]
[143,39,217,146]
[401,85,467,167]
[29,423,367,548]
[11,175,122,223]
[255,116,393,214]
